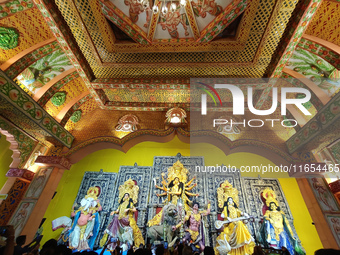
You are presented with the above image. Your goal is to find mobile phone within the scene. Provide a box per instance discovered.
[0,227,7,236]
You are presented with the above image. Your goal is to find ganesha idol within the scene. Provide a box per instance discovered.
[52,186,102,251]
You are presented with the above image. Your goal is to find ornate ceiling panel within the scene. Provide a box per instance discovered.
[37,70,80,107]
[64,97,98,132]
[44,77,88,118]
[16,48,73,97]
[53,0,299,79]
[285,46,340,97]
[305,1,340,47]
[0,8,54,64]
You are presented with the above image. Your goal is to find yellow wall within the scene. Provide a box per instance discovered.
[0,135,12,189]
[42,138,322,254]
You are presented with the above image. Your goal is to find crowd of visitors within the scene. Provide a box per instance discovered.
[1,225,340,255]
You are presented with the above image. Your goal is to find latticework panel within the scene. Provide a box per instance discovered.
[44,77,87,118]
[0,8,54,64]
[53,0,298,78]
[64,97,98,132]
[305,1,340,47]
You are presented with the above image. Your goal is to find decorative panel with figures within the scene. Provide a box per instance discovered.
[73,170,117,247]
[149,153,205,206]
[204,169,246,247]
[65,156,305,254]
[109,163,152,239]
[241,177,305,255]
[241,177,294,239]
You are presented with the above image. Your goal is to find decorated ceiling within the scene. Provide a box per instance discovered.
[0,0,340,159]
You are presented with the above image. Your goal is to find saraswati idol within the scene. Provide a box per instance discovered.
[100,179,144,250]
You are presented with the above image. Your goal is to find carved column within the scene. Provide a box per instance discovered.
[13,156,71,241]
[0,168,34,226]
[296,178,339,248]
[329,180,340,204]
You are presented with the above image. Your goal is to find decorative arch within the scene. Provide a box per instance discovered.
[178,129,296,166]
[63,127,296,167]
[0,118,37,168]
[0,129,20,168]
[62,128,177,163]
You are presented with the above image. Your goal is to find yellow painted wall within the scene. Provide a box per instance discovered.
[41,138,322,254]
[0,135,12,189]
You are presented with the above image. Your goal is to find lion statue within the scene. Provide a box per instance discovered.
[147,203,180,247]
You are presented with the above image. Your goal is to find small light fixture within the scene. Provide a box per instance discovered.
[152,5,159,14]
[161,5,168,15]
[116,114,139,133]
[143,0,149,9]
[165,107,187,127]
[170,3,176,12]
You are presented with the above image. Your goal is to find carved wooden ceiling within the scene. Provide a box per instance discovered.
[55,0,296,79]
[1,0,340,154]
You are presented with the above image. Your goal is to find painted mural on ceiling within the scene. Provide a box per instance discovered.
[105,0,243,41]
[191,0,225,30]
[15,49,73,96]
[286,47,340,97]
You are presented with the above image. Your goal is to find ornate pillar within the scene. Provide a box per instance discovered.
[329,180,340,204]
[0,169,34,226]
[296,178,339,248]
[8,155,71,241]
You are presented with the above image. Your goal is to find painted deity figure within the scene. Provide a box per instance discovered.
[158,3,189,39]
[182,201,211,252]
[258,188,305,255]
[100,179,144,250]
[68,186,102,251]
[12,202,30,237]
[124,0,151,27]
[311,178,337,211]
[192,0,222,18]
[26,169,48,198]
[215,180,255,255]
[148,160,198,227]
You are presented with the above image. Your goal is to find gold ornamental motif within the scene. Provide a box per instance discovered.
[262,187,279,207]
[217,180,239,208]
[118,178,139,204]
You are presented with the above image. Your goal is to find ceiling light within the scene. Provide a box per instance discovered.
[161,5,168,15]
[152,5,159,14]
[150,0,187,16]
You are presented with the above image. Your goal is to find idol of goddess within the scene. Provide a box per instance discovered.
[68,186,102,251]
[147,160,198,227]
[258,188,305,255]
[182,201,211,252]
[215,180,255,255]
[100,179,144,250]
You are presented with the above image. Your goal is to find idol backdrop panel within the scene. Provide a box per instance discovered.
[241,177,302,245]
[71,157,303,250]
[108,163,152,240]
[148,153,205,207]
[205,169,246,247]
[73,170,117,248]
[148,153,209,244]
